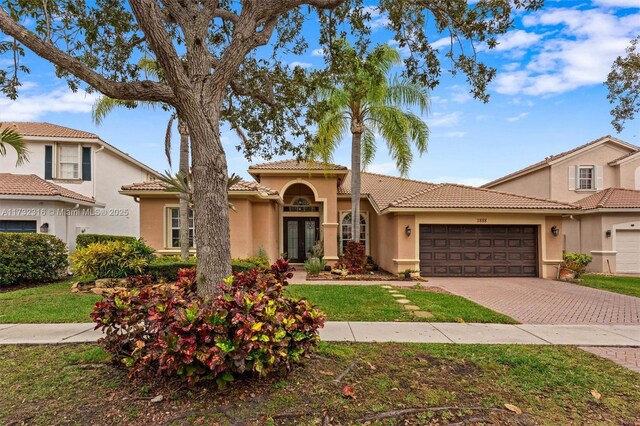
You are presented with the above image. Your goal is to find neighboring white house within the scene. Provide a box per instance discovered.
[0,122,162,249]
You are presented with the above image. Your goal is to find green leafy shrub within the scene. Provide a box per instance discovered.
[0,233,68,286]
[562,253,593,277]
[563,252,593,267]
[304,257,325,274]
[76,233,136,248]
[231,256,270,273]
[91,259,325,385]
[147,257,197,281]
[342,241,366,274]
[70,239,155,279]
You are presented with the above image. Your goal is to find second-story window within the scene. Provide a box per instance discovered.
[58,145,80,179]
[578,166,594,190]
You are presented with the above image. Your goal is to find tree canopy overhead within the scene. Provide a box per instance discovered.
[0,0,544,291]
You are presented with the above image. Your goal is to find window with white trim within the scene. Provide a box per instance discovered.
[578,166,594,190]
[340,212,368,254]
[57,145,80,179]
[168,207,195,248]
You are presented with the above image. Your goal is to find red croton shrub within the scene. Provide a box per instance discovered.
[91,259,325,387]
[342,241,366,274]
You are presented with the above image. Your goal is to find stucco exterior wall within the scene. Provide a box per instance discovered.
[1,138,154,249]
[618,156,640,190]
[550,143,630,203]
[490,167,551,200]
[407,212,565,279]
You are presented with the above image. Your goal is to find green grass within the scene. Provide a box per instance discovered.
[0,280,101,323]
[579,275,640,298]
[288,285,516,323]
[0,343,638,425]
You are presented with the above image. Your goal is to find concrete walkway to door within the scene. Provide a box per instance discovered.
[429,277,640,324]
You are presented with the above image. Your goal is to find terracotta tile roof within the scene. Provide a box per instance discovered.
[338,171,437,210]
[0,173,95,203]
[483,135,638,188]
[248,159,347,171]
[387,183,579,210]
[575,188,640,209]
[121,180,279,196]
[0,122,98,139]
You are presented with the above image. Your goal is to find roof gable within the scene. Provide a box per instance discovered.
[1,122,98,139]
[483,135,638,188]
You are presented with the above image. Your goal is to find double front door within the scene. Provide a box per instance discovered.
[284,217,320,263]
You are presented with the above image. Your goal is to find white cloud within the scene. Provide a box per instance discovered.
[430,37,452,49]
[449,86,472,104]
[484,29,543,52]
[593,0,640,8]
[429,111,461,127]
[365,162,400,176]
[0,85,98,121]
[311,48,325,56]
[290,61,312,69]
[495,8,640,96]
[507,112,529,122]
[360,6,390,30]
[432,176,489,187]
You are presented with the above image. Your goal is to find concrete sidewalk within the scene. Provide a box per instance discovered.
[1,322,639,346]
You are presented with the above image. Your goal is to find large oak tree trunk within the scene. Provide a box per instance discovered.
[188,110,232,295]
[350,128,363,244]
[177,120,190,262]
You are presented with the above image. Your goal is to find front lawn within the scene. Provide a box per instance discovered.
[0,281,515,324]
[579,274,640,298]
[0,280,101,323]
[0,343,638,425]
[288,285,517,323]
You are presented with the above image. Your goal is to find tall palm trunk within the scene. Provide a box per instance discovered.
[177,119,190,261]
[350,119,364,244]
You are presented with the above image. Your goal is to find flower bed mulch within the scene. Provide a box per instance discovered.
[306,270,428,282]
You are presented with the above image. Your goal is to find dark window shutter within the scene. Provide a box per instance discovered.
[44,145,53,180]
[82,147,91,181]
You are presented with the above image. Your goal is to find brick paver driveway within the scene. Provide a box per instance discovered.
[428,277,640,324]
[580,347,640,373]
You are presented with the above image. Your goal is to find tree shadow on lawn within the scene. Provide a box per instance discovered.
[1,342,639,425]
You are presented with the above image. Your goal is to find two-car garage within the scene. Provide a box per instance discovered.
[419,224,539,277]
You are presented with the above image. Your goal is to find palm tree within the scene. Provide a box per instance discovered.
[311,42,429,244]
[92,58,192,261]
[0,127,29,165]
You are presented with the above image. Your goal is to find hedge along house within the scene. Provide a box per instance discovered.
[121,160,580,279]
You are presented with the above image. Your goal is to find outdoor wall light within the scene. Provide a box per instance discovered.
[550,225,559,237]
[39,223,49,233]
[606,230,612,238]
[405,225,412,237]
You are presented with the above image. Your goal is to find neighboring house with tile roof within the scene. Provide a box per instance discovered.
[0,122,162,248]
[123,160,578,279]
[484,135,640,274]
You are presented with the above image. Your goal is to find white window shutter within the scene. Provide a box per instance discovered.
[595,165,604,190]
[568,166,576,190]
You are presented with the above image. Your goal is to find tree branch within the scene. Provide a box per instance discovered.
[0,6,176,103]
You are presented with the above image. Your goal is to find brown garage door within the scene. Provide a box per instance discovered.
[419,225,538,277]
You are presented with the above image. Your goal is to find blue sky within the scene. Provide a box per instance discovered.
[1,0,639,185]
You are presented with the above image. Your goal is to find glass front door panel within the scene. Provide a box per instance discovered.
[287,220,299,260]
[304,220,316,259]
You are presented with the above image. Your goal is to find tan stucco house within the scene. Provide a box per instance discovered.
[121,160,580,279]
[484,135,640,274]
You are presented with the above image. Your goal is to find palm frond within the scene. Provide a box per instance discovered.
[361,128,376,168]
[0,127,29,166]
[386,76,430,114]
[309,109,349,164]
[405,113,430,154]
[164,114,175,168]
[138,56,164,81]
[369,105,412,175]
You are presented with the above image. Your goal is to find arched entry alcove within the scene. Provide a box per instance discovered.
[281,182,322,263]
